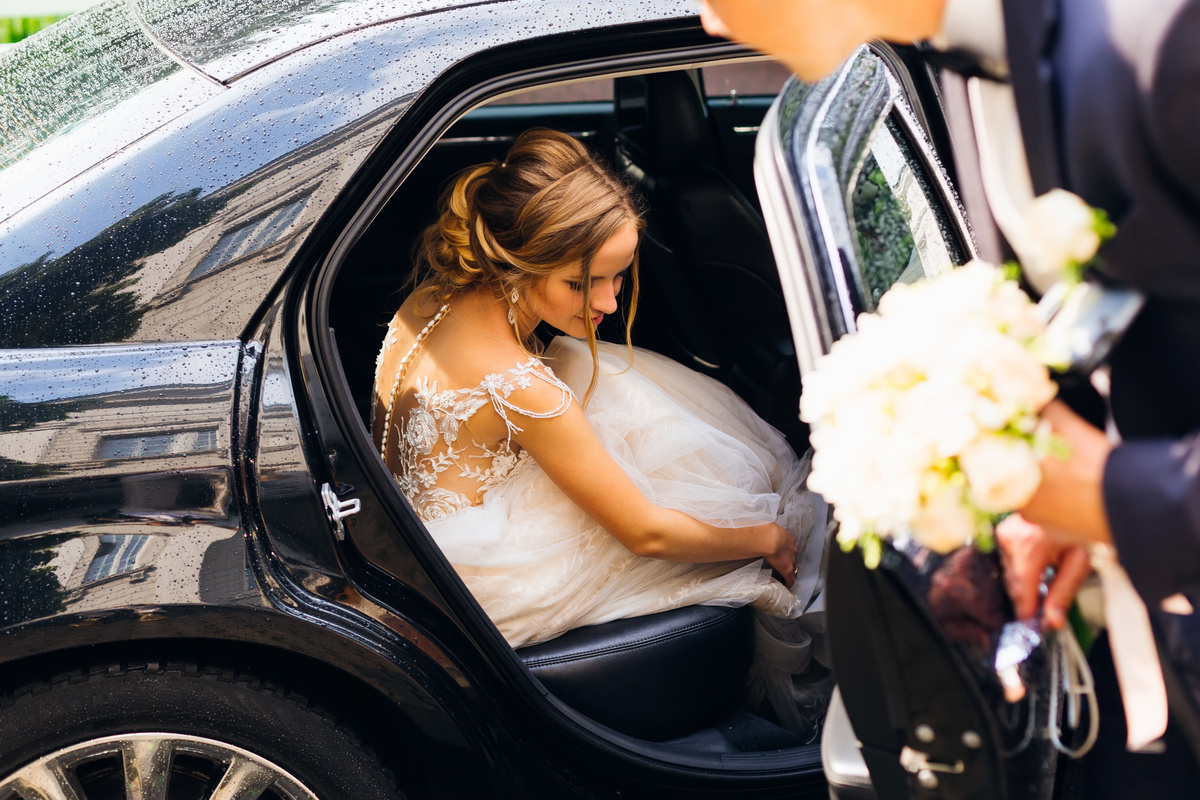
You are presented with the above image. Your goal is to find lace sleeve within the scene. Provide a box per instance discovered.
[482,358,575,441]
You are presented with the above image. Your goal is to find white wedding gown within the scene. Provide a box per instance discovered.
[375,320,829,734]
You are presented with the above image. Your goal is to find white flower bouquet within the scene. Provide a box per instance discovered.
[802,190,1114,567]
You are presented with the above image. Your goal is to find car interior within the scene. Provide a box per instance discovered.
[327,59,832,763]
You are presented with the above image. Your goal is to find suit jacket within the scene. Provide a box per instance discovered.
[997,0,1200,608]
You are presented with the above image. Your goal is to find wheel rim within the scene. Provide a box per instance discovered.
[0,733,321,800]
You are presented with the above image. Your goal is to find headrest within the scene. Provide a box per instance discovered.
[615,70,714,173]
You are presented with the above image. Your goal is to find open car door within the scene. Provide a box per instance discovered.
[754,46,1073,800]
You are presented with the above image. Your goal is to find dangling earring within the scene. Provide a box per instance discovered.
[508,287,520,326]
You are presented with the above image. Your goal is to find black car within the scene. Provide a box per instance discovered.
[0,2,1040,798]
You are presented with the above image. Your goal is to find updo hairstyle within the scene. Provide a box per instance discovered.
[410,128,644,399]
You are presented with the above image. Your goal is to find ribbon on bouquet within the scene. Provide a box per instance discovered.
[1090,543,1169,751]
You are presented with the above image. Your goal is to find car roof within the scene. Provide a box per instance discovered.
[0,0,694,223]
[139,0,513,83]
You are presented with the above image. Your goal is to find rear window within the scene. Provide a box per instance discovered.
[701,61,791,99]
[0,0,221,219]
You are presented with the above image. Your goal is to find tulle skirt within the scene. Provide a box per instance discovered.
[426,337,830,733]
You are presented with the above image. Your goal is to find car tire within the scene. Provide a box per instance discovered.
[0,655,406,800]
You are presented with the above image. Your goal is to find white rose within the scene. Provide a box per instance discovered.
[941,322,1055,413]
[808,414,928,536]
[911,475,976,553]
[976,333,1058,411]
[1020,189,1101,291]
[877,260,999,325]
[894,379,981,458]
[983,279,1045,342]
[958,434,1042,514]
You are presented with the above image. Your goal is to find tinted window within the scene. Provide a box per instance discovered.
[702,61,791,99]
[0,2,179,171]
[850,117,954,308]
[487,79,614,106]
[0,1,222,221]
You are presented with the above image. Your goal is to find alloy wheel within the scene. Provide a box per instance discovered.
[0,732,321,800]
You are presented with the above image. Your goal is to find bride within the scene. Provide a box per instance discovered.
[373,128,827,731]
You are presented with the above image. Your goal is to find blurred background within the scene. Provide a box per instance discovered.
[0,0,95,49]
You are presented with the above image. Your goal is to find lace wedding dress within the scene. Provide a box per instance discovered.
[375,306,829,733]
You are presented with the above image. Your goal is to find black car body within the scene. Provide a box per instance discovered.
[0,2,1004,798]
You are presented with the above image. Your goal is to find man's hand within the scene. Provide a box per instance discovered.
[1020,400,1114,546]
[995,400,1113,630]
[996,514,1092,630]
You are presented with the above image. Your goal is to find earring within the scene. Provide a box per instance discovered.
[508,287,520,326]
[510,287,520,304]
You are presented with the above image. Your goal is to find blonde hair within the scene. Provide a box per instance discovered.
[410,128,644,401]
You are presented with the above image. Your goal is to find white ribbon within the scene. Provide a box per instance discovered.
[1091,543,1169,751]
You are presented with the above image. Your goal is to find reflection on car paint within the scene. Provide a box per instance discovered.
[188,193,311,281]
[0,340,253,628]
[0,527,257,629]
[0,341,239,510]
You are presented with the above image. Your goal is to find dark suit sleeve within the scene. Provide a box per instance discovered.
[1101,1,1200,604]
[1104,436,1200,605]
[1146,0,1200,210]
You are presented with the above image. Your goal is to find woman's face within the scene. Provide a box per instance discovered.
[529,220,639,337]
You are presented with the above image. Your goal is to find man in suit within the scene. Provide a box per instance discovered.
[700,0,1200,793]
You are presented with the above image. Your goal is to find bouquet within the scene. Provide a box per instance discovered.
[802,190,1114,566]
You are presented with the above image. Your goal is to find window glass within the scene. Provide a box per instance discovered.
[850,117,954,309]
[701,61,791,99]
[0,1,221,222]
[0,1,216,173]
[487,79,614,106]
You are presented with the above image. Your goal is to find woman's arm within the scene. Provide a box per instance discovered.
[511,387,798,583]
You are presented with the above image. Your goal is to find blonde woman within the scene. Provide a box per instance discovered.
[373,129,826,728]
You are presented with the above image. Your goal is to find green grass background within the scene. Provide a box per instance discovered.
[0,16,62,44]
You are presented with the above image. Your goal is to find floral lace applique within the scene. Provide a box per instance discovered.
[392,359,574,521]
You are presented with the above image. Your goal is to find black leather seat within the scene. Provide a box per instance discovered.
[614,71,805,447]
[516,604,754,741]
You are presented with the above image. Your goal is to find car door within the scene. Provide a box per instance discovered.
[754,46,1067,800]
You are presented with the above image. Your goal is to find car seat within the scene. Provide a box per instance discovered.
[516,604,754,742]
[613,70,806,448]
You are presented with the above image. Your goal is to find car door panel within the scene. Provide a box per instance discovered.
[756,46,1065,800]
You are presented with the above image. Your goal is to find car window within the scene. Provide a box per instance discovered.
[701,61,791,100]
[754,47,971,371]
[487,80,614,106]
[850,117,954,309]
[0,1,223,221]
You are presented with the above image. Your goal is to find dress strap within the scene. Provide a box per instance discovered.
[378,303,450,462]
[482,360,575,443]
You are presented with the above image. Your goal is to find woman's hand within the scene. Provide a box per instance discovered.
[754,522,798,588]
[514,391,804,568]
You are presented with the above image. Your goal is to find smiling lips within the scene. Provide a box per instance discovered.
[579,313,604,327]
